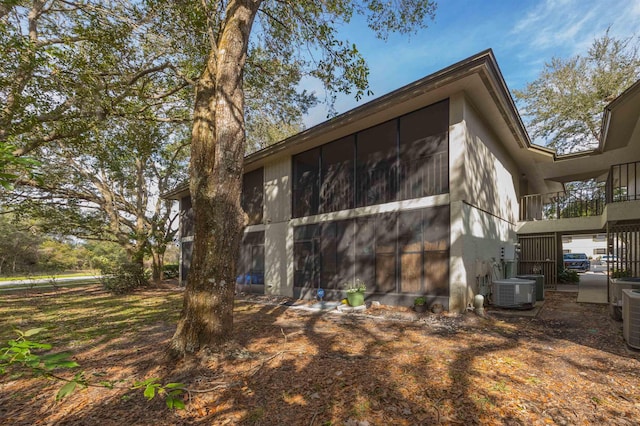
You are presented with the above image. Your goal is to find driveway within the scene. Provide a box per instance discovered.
[0,275,101,290]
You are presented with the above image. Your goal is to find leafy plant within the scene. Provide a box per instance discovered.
[100,262,150,294]
[0,328,84,400]
[162,263,179,279]
[611,269,632,278]
[133,378,186,409]
[557,268,579,283]
[1,328,187,409]
[414,296,426,306]
[344,279,366,294]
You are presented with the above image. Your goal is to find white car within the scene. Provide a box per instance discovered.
[600,255,619,263]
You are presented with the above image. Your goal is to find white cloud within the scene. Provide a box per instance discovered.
[510,0,638,56]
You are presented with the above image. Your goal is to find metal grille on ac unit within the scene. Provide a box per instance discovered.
[622,289,640,349]
[492,279,535,308]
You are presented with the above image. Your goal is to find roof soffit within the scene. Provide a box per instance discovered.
[601,79,640,151]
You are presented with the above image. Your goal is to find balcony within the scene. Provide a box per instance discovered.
[520,160,640,222]
[606,161,640,203]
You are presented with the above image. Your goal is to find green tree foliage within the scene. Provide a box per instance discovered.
[0,213,128,276]
[1,1,192,280]
[1,1,192,155]
[0,213,41,275]
[0,1,317,277]
[84,240,128,271]
[39,239,87,271]
[514,31,640,154]
[0,142,38,189]
[10,119,188,280]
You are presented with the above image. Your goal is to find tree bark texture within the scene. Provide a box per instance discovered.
[170,0,261,356]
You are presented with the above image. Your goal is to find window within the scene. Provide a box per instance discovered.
[399,210,422,293]
[375,213,397,292]
[320,220,355,289]
[292,148,320,218]
[242,168,264,225]
[355,216,375,289]
[593,234,606,242]
[593,248,606,255]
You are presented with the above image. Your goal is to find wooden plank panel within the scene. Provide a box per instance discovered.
[609,222,640,277]
[400,253,422,293]
[518,233,557,287]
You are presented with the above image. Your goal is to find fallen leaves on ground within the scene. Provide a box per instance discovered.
[1,285,639,425]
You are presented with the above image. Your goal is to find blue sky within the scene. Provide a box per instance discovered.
[303,0,640,128]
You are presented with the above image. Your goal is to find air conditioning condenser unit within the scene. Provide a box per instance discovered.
[492,278,535,308]
[622,289,640,349]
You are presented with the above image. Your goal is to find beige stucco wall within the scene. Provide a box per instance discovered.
[264,221,291,296]
[461,95,519,222]
[263,157,293,296]
[448,93,519,312]
[264,157,291,224]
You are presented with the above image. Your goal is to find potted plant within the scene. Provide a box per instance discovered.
[345,279,366,307]
[414,296,427,313]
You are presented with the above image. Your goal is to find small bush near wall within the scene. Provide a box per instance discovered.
[611,269,632,278]
[100,263,150,294]
[558,268,579,284]
[163,263,179,279]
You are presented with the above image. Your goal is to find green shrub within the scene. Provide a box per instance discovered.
[100,263,150,294]
[558,268,579,283]
[611,269,632,278]
[414,296,426,306]
[163,263,179,279]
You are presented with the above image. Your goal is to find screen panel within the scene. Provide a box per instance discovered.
[356,121,398,207]
[320,136,355,213]
[292,148,320,218]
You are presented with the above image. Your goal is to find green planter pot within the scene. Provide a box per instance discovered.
[414,304,427,313]
[347,290,365,307]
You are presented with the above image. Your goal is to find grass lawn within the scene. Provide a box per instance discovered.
[1,285,640,425]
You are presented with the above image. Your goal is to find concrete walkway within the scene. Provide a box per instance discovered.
[0,275,101,292]
[576,271,608,304]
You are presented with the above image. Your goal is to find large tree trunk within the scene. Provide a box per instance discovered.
[151,250,164,282]
[170,0,261,356]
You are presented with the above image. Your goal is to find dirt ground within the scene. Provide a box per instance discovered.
[1,285,640,425]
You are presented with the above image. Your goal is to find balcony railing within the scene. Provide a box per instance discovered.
[606,161,640,203]
[520,186,605,221]
[520,160,640,222]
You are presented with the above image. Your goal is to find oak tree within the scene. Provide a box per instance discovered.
[168,0,438,357]
[1,1,193,278]
[514,31,640,154]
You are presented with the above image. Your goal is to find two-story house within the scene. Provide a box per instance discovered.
[164,49,640,313]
